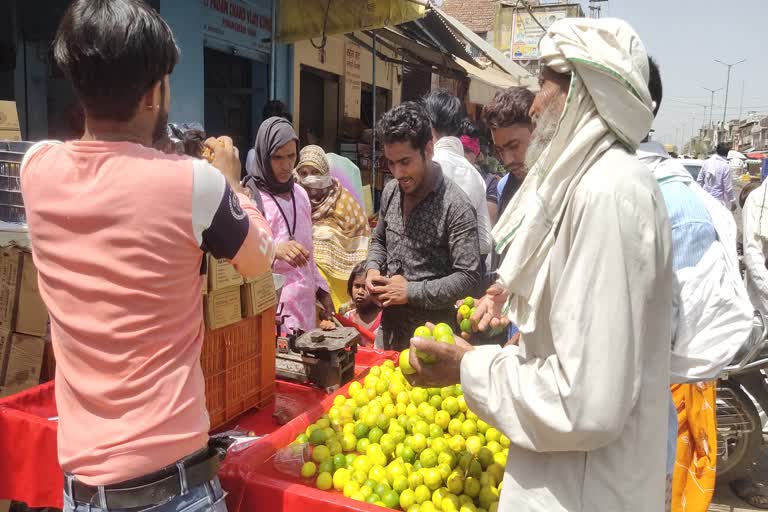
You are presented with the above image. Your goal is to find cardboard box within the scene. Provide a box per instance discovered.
[207,255,244,291]
[2,333,45,389]
[204,285,242,330]
[0,101,21,141]
[241,272,276,317]
[0,330,10,385]
[0,246,21,333]
[0,246,48,336]
[16,251,48,336]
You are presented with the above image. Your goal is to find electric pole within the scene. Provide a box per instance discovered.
[702,86,723,128]
[715,58,746,124]
[588,0,608,18]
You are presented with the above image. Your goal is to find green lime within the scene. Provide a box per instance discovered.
[333,453,347,470]
[354,421,370,439]
[460,319,472,333]
[369,426,384,444]
[382,489,400,509]
[463,297,475,308]
[318,458,334,474]
[308,429,327,446]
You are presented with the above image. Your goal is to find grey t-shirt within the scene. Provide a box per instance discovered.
[365,164,481,350]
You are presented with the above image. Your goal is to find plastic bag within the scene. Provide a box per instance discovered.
[273,442,311,477]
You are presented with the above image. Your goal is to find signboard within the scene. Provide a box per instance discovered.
[344,42,362,119]
[0,102,21,141]
[202,0,272,58]
[509,9,567,61]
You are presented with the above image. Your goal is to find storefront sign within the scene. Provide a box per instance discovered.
[509,9,567,61]
[344,42,362,119]
[203,0,272,57]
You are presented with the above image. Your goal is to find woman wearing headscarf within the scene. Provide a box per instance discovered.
[243,118,334,334]
[294,145,371,309]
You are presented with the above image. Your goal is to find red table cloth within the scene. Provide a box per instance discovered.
[0,347,397,509]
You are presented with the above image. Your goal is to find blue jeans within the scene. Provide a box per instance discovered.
[64,476,228,512]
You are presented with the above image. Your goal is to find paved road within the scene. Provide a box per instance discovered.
[709,445,768,511]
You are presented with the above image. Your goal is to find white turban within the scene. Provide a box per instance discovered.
[493,18,654,332]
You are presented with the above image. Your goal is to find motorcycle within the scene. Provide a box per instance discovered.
[716,311,768,481]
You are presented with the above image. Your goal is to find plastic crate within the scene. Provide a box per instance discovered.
[202,309,277,430]
[0,141,33,224]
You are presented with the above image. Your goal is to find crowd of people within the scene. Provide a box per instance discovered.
[15,1,768,512]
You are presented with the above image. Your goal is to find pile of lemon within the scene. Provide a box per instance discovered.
[291,357,509,512]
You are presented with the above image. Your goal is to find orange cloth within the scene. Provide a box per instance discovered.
[671,382,718,512]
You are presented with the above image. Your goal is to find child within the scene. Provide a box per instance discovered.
[343,263,382,342]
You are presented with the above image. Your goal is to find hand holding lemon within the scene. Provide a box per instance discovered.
[405,322,473,388]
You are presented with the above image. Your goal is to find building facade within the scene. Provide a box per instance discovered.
[1,0,292,160]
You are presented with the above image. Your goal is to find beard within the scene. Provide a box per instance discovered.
[524,101,561,171]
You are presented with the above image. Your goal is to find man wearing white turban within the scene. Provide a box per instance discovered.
[406,19,673,511]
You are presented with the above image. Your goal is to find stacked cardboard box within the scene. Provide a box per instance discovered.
[203,255,277,330]
[0,245,49,397]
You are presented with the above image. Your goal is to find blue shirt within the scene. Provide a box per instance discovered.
[658,179,717,271]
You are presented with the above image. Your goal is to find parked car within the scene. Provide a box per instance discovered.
[680,158,705,180]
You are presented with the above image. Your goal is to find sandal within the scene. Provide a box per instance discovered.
[731,478,768,509]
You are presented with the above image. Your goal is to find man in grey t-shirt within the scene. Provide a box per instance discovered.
[365,102,481,350]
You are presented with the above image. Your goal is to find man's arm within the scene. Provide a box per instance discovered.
[193,160,274,278]
[407,204,481,310]
[722,163,736,208]
[696,163,706,186]
[459,185,668,452]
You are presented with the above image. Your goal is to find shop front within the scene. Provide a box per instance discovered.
[1,0,292,156]
[163,0,292,163]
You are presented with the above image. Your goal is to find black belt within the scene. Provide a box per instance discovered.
[67,447,222,510]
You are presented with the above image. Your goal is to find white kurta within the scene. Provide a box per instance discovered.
[743,183,768,315]
[433,136,493,255]
[461,148,673,512]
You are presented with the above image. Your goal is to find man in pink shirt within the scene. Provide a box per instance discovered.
[20,1,274,511]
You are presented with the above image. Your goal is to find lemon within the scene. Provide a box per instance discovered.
[442,493,461,512]
[463,297,475,308]
[399,348,417,375]
[400,488,417,509]
[316,472,333,490]
[423,468,442,490]
[414,484,432,504]
[333,468,351,491]
[300,461,317,478]
[447,472,465,495]
[464,476,481,498]
[461,420,478,438]
[312,445,330,463]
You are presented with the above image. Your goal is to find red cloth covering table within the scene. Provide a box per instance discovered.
[0,347,397,509]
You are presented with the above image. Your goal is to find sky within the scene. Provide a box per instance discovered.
[572,0,768,149]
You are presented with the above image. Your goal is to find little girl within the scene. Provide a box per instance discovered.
[343,263,382,342]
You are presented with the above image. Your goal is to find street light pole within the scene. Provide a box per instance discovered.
[702,86,723,128]
[715,58,746,124]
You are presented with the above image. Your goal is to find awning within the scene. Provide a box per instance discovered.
[432,7,535,86]
[366,26,466,76]
[455,58,525,105]
[278,0,427,43]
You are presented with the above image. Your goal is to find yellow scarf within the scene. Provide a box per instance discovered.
[671,382,717,512]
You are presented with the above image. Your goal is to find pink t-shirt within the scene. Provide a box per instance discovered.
[21,140,274,486]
